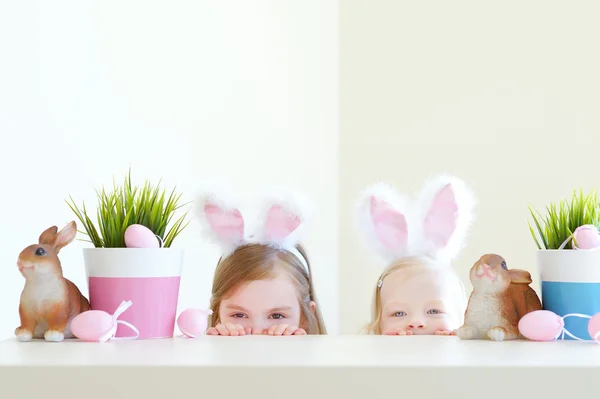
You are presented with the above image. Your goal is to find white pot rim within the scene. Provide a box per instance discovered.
[537,249,600,283]
[83,247,184,278]
[536,249,600,252]
[82,247,183,252]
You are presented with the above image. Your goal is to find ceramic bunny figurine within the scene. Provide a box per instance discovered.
[15,221,90,342]
[456,254,542,341]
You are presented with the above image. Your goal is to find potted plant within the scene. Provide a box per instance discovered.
[528,189,600,340]
[66,170,190,339]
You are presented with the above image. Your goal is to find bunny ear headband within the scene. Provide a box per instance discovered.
[197,190,313,272]
[356,174,477,266]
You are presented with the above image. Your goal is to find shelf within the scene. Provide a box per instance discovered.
[2,334,600,367]
[1,335,599,398]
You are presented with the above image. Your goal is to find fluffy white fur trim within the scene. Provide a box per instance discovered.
[355,174,477,265]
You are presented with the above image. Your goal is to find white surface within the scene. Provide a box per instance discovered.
[0,1,339,339]
[1,335,599,367]
[2,336,599,399]
[538,250,600,282]
[84,248,184,278]
[339,0,600,334]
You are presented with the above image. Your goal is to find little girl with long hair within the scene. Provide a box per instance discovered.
[197,191,327,336]
[356,175,476,336]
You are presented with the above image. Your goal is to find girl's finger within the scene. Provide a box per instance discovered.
[216,324,230,336]
[283,325,297,335]
[274,324,289,336]
[206,327,219,335]
[225,323,239,336]
[236,324,246,336]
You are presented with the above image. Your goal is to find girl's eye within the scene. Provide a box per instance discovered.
[232,313,246,318]
[393,311,407,317]
[270,313,285,320]
[427,309,442,315]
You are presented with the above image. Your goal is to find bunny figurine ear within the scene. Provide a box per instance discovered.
[416,174,476,260]
[255,191,313,250]
[197,192,246,255]
[356,183,413,262]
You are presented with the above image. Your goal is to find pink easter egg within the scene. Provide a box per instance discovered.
[71,310,114,342]
[587,313,600,342]
[124,224,159,248]
[573,225,600,249]
[518,310,563,341]
[177,308,212,338]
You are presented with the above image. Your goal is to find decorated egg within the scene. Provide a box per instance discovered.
[573,225,600,250]
[587,313,600,342]
[177,308,213,338]
[71,310,114,342]
[124,224,159,248]
[518,310,563,341]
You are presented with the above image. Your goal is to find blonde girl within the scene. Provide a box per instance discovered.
[356,175,476,336]
[197,191,327,336]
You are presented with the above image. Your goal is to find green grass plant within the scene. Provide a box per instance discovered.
[528,188,600,250]
[66,170,189,248]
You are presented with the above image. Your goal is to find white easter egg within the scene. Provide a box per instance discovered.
[124,224,160,248]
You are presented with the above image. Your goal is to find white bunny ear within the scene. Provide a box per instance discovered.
[355,182,413,262]
[255,191,314,250]
[196,190,246,256]
[415,174,476,261]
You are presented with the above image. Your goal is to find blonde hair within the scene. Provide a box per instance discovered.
[363,256,466,335]
[208,243,327,335]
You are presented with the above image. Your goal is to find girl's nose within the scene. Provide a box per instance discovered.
[408,320,426,329]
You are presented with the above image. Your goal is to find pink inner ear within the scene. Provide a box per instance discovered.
[264,205,301,242]
[204,203,244,243]
[369,196,408,252]
[423,183,458,250]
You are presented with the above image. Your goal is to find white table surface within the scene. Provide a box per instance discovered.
[1,335,599,398]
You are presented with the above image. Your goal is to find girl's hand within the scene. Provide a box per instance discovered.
[383,328,413,336]
[435,329,457,336]
[206,323,251,336]
[263,324,307,336]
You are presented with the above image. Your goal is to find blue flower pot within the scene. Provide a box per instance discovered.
[538,250,600,340]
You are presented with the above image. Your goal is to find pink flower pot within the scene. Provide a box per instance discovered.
[83,248,184,340]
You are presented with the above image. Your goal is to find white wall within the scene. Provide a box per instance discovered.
[340,1,600,334]
[0,1,339,339]
[6,0,598,340]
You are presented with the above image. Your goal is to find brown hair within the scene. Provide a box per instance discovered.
[208,243,327,334]
[363,256,466,335]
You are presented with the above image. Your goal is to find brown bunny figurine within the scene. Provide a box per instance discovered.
[15,221,90,342]
[455,254,542,341]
